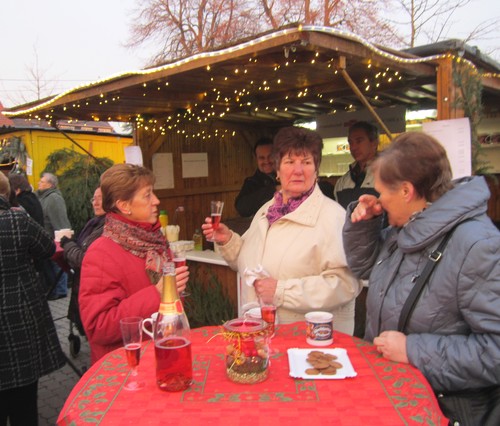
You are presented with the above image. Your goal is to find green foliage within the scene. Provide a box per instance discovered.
[183,265,236,328]
[43,148,113,234]
[452,59,490,175]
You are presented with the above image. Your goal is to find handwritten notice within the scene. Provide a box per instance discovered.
[152,153,174,189]
[124,146,143,166]
[26,157,33,176]
[422,117,472,179]
[182,153,208,178]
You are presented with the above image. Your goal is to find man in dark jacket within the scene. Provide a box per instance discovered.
[235,138,278,217]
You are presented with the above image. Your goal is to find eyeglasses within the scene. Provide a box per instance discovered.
[91,197,102,203]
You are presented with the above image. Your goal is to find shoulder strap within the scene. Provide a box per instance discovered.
[397,224,460,333]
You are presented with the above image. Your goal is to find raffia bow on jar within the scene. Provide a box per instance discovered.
[211,318,270,384]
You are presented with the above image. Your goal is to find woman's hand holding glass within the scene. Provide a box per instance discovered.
[201,218,232,245]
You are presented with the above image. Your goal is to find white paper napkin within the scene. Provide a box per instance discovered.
[242,265,270,287]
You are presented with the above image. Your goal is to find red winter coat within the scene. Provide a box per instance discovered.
[80,216,161,364]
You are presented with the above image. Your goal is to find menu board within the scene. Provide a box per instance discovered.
[422,117,472,179]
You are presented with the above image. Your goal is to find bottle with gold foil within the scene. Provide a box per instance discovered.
[154,262,192,391]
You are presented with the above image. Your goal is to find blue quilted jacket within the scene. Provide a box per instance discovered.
[343,176,500,393]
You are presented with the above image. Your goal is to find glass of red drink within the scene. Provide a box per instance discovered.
[207,200,224,242]
[120,317,145,390]
[172,248,190,298]
[260,303,277,339]
[155,336,193,391]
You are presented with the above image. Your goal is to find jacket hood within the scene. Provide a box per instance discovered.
[397,176,490,252]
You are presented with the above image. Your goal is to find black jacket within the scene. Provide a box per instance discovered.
[16,190,45,226]
[235,169,277,217]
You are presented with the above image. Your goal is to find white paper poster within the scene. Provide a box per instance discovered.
[124,146,143,166]
[422,117,472,179]
[152,153,174,189]
[182,153,208,178]
[26,157,33,176]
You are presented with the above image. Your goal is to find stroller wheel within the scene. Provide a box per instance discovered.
[68,333,81,357]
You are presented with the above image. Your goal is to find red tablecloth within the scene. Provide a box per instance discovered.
[57,323,447,425]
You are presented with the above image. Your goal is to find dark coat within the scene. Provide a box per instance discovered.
[234,169,277,217]
[0,197,65,391]
[62,215,105,333]
[16,190,44,226]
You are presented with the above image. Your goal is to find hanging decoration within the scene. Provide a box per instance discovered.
[0,136,28,173]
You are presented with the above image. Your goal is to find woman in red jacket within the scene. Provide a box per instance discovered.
[79,164,189,365]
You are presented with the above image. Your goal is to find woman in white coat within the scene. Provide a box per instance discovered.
[203,127,361,334]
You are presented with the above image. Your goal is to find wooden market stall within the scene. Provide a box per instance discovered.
[4,25,500,312]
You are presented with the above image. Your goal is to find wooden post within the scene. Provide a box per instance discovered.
[436,57,465,121]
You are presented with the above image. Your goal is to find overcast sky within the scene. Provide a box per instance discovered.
[1,0,498,108]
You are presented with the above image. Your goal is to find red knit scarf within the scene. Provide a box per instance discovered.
[103,213,171,284]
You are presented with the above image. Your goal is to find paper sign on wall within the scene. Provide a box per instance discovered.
[152,153,174,189]
[182,153,208,178]
[124,146,143,166]
[422,117,472,179]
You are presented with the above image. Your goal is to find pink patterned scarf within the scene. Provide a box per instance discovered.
[266,185,315,225]
[103,213,171,284]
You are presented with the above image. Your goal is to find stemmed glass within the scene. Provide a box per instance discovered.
[260,302,277,338]
[260,300,278,354]
[206,200,224,242]
[173,248,190,298]
[120,317,145,391]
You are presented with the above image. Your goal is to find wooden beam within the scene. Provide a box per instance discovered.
[338,56,394,140]
[305,32,436,77]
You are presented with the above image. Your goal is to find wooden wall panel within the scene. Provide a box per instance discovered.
[137,122,268,243]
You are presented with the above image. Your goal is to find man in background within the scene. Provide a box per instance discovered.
[334,121,380,338]
[37,172,71,300]
[334,121,380,209]
[235,137,278,217]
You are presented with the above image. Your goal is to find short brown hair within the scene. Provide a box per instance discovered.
[100,164,156,213]
[272,126,323,171]
[372,132,453,202]
[9,173,32,192]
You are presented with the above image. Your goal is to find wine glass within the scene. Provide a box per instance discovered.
[206,200,224,242]
[172,248,190,298]
[120,317,145,391]
[260,301,277,339]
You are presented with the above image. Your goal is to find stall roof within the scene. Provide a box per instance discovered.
[3,25,500,127]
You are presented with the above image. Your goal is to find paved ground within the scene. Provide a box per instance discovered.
[39,291,90,426]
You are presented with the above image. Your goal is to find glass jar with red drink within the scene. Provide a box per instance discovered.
[222,318,269,384]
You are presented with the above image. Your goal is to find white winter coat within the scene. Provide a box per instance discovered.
[218,184,361,334]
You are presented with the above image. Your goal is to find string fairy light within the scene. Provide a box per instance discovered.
[4,25,498,140]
